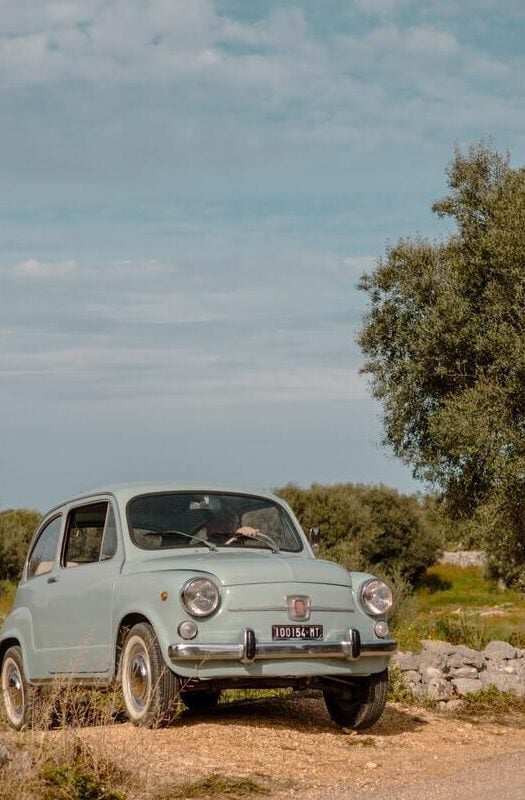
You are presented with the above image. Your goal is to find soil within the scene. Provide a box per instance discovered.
[74,696,525,798]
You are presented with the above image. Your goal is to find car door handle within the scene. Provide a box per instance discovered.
[47,576,59,584]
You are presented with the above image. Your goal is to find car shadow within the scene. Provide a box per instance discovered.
[179,695,429,736]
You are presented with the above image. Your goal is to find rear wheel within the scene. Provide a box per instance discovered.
[120,623,179,727]
[1,646,35,730]
[180,690,221,712]
[323,669,388,731]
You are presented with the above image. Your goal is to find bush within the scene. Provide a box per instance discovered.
[0,508,41,581]
[420,494,485,550]
[277,483,442,586]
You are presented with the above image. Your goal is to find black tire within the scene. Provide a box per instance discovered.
[120,623,180,727]
[323,669,388,731]
[1,645,36,730]
[180,690,221,712]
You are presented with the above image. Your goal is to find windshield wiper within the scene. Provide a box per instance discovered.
[155,529,218,552]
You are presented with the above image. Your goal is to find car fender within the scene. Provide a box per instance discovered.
[0,606,42,679]
[113,570,210,673]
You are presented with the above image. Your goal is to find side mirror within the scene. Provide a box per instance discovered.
[309,527,320,556]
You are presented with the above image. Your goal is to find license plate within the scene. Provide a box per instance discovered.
[272,624,323,640]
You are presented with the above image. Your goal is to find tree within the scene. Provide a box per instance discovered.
[0,509,41,581]
[358,143,525,586]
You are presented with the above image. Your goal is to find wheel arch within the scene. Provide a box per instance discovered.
[114,612,153,679]
[0,637,21,665]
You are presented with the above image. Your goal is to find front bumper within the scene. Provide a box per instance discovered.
[168,628,396,665]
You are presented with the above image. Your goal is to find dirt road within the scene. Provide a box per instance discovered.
[77,696,525,798]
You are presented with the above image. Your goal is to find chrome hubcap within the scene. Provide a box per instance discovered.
[124,639,151,716]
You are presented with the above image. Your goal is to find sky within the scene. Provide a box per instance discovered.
[1,0,525,511]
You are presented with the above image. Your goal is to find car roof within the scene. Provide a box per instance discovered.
[48,482,281,513]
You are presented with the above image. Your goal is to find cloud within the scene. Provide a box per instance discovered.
[13,258,77,278]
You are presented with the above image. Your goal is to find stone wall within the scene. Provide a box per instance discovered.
[392,639,525,708]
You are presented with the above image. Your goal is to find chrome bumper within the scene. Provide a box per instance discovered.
[168,628,396,665]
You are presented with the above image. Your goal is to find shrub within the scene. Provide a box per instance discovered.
[0,508,41,581]
[277,483,442,586]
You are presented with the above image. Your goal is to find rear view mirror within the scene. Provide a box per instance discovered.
[309,527,320,556]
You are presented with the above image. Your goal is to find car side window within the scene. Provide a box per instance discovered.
[27,516,62,578]
[63,502,112,567]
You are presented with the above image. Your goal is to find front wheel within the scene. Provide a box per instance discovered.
[323,669,388,731]
[120,623,179,727]
[1,646,35,730]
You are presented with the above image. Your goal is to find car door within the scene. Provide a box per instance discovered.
[22,513,65,677]
[38,499,122,675]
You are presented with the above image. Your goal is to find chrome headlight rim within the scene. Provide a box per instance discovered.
[180,576,221,618]
[360,578,393,617]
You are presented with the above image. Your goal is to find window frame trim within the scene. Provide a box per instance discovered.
[60,499,119,570]
[25,513,64,581]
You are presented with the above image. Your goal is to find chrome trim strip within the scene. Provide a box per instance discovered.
[170,643,245,661]
[360,641,397,656]
[168,630,396,663]
[228,606,354,613]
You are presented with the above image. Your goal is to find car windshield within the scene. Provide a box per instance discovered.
[127,492,302,552]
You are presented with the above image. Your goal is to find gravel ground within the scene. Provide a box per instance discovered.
[73,696,525,798]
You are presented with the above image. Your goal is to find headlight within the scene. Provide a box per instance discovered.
[181,577,220,617]
[360,579,393,616]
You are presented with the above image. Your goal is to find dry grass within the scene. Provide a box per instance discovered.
[159,775,270,799]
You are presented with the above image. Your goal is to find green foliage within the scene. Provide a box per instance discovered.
[395,564,525,651]
[416,564,524,608]
[278,482,442,586]
[40,760,125,800]
[387,666,415,704]
[359,142,525,586]
[420,495,484,549]
[164,775,270,799]
[0,737,128,800]
[0,508,41,581]
[0,580,16,624]
[457,685,525,720]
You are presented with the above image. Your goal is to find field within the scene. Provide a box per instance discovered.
[395,564,525,651]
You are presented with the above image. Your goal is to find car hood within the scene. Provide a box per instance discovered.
[122,551,351,588]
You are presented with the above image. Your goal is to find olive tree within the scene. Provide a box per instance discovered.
[358,143,525,586]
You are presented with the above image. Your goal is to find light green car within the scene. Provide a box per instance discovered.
[0,484,396,730]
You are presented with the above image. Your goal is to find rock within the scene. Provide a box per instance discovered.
[424,665,446,679]
[441,699,463,712]
[484,641,517,660]
[393,652,420,671]
[480,670,525,696]
[403,670,422,684]
[452,678,483,696]
[421,639,455,655]
[448,666,480,680]
[409,681,428,698]
[448,646,485,670]
[439,551,486,567]
[427,677,454,702]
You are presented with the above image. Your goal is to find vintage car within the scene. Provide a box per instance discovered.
[0,484,396,730]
